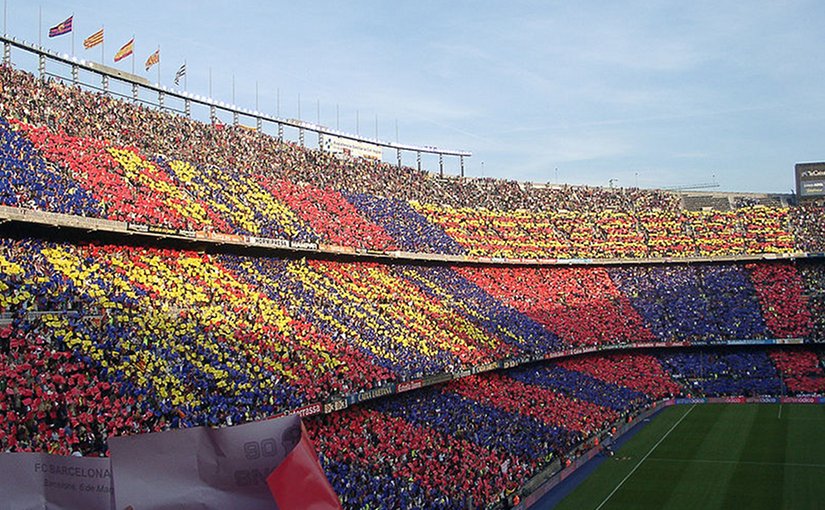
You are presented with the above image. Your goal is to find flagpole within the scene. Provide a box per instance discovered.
[38,6,41,47]
[71,13,75,56]
[131,34,135,75]
[100,25,104,64]
[184,59,187,91]
[157,45,160,85]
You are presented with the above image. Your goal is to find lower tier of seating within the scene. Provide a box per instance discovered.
[306,347,825,509]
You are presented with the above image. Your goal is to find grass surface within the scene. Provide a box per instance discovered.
[553,404,825,510]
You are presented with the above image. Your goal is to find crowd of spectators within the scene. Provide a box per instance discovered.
[0,64,823,259]
[2,237,823,508]
[394,265,563,356]
[305,346,824,509]
[345,194,466,255]
[1,238,822,411]
[456,266,654,347]
[768,348,825,394]
[790,203,825,253]
[608,265,771,343]
[1,62,825,507]
[657,349,783,396]
[304,361,645,509]
[746,263,812,338]
[412,202,796,259]
[0,118,100,217]
[556,352,683,400]
[799,261,825,342]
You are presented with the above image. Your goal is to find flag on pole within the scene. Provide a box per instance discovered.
[114,38,134,62]
[83,28,104,49]
[144,49,160,71]
[174,63,186,86]
[48,15,73,37]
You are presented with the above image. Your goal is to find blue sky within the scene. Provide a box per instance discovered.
[6,1,825,193]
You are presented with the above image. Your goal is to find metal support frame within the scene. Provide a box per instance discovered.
[0,35,472,177]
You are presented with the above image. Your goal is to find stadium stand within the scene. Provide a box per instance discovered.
[791,204,825,253]
[1,60,824,510]
[556,352,683,399]
[304,347,822,509]
[799,261,825,341]
[0,64,822,258]
[657,349,783,396]
[455,265,654,347]
[768,348,825,393]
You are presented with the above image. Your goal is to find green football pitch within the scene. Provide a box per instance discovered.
[553,404,825,510]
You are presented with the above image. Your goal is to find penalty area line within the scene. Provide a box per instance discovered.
[594,405,695,510]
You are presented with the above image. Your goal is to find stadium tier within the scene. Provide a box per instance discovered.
[305,347,825,509]
[1,234,824,445]
[0,65,822,260]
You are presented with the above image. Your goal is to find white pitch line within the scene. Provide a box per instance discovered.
[778,404,782,420]
[594,405,695,510]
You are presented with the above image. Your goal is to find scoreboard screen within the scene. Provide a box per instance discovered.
[796,162,825,199]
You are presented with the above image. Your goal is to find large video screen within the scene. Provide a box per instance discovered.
[796,163,825,198]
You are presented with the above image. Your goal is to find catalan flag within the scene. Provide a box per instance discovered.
[145,49,159,71]
[48,16,73,38]
[114,38,134,63]
[83,28,104,49]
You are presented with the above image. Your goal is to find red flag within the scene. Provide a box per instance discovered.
[267,423,342,510]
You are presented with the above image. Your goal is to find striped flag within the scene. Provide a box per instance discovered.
[48,16,73,38]
[174,63,186,86]
[83,28,104,49]
[144,49,160,71]
[114,38,134,63]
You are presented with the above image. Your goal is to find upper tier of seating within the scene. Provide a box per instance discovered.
[0,65,823,260]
